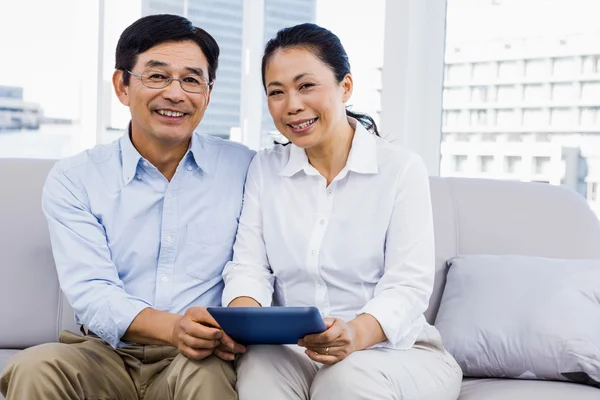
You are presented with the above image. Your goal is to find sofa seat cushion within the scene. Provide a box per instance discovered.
[459,378,600,399]
[0,349,20,399]
[0,349,20,372]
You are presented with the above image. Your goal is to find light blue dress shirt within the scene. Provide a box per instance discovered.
[42,130,255,348]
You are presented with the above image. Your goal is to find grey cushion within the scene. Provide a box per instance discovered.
[459,378,600,399]
[426,178,600,324]
[436,255,600,388]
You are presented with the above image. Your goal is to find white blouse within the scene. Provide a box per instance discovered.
[222,120,437,349]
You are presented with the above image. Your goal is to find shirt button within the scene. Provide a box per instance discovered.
[143,161,149,167]
[136,174,141,180]
[327,189,333,195]
[319,219,325,225]
[187,166,193,171]
[166,235,173,243]
[311,250,316,256]
[161,276,168,282]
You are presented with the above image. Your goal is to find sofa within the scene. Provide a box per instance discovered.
[1,157,600,399]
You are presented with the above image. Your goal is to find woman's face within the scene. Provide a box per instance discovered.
[264,48,352,149]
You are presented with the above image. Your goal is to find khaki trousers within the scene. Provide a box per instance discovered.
[0,330,237,400]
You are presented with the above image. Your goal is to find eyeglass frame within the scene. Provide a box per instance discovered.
[125,69,214,94]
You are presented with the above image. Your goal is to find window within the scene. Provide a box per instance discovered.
[525,59,547,77]
[506,133,523,142]
[580,108,599,125]
[443,87,469,103]
[552,57,576,76]
[582,55,600,74]
[479,155,494,173]
[0,0,98,159]
[524,84,546,102]
[481,132,498,142]
[446,64,470,81]
[498,61,518,79]
[444,110,462,127]
[440,0,598,219]
[454,155,468,172]
[496,85,518,102]
[471,86,488,102]
[504,156,521,173]
[533,156,552,174]
[589,182,599,202]
[581,83,600,102]
[550,108,573,126]
[551,83,574,101]
[472,62,493,80]
[496,109,516,126]
[470,110,488,126]
[523,108,545,126]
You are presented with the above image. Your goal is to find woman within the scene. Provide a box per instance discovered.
[221,23,462,400]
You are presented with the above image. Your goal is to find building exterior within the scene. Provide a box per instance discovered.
[0,86,42,131]
[440,33,600,217]
[259,0,317,147]
[142,0,316,140]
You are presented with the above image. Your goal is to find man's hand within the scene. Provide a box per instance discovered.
[298,317,357,365]
[213,335,246,361]
[172,307,241,360]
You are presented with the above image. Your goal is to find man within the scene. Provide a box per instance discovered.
[0,14,252,399]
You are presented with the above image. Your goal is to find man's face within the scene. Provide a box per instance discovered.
[114,40,211,146]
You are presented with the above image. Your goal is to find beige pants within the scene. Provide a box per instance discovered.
[235,340,462,400]
[0,330,237,400]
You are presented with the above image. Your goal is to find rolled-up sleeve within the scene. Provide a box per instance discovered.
[42,165,152,348]
[358,154,435,349]
[222,156,275,307]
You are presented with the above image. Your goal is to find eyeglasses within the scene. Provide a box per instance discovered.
[126,69,213,94]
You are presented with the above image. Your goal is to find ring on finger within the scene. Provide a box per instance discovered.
[325,347,330,355]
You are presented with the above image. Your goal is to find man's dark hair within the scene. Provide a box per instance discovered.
[115,14,220,86]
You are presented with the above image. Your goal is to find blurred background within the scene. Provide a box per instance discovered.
[1,0,598,217]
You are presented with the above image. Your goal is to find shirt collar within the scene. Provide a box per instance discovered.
[120,124,143,186]
[188,132,210,174]
[279,117,379,177]
[120,125,209,186]
[346,118,379,174]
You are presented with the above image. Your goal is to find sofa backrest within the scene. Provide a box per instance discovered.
[427,177,600,323]
[0,158,78,349]
[2,158,600,348]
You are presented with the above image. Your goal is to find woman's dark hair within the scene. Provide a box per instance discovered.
[261,23,379,137]
[115,14,220,86]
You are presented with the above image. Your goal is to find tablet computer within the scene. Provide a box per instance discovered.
[207,306,327,345]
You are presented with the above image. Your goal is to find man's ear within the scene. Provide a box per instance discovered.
[205,84,213,107]
[341,73,354,103]
[113,70,130,107]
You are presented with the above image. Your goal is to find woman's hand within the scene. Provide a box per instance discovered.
[228,296,262,307]
[298,317,357,365]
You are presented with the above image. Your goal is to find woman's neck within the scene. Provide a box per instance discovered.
[305,119,354,186]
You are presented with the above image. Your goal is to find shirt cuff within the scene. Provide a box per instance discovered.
[358,295,414,350]
[222,277,273,308]
[88,297,151,348]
